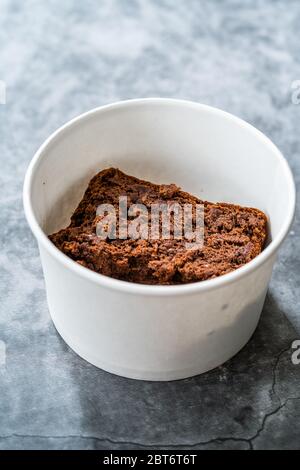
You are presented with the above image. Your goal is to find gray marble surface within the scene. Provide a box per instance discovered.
[0,0,300,450]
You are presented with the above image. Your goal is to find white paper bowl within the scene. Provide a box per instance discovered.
[23,99,296,381]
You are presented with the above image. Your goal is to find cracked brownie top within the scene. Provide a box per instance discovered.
[49,168,267,285]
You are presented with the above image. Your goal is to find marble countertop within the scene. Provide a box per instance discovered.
[0,0,299,450]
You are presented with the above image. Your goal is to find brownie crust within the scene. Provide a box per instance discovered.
[49,168,268,285]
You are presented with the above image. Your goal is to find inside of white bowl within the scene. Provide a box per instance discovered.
[29,100,294,245]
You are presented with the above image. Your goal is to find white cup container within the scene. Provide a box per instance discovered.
[23,99,295,381]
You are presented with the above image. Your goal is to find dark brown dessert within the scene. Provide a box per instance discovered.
[49,168,267,285]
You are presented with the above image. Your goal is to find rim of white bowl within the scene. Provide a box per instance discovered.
[23,98,296,297]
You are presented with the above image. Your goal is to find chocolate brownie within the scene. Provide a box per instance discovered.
[49,168,268,285]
